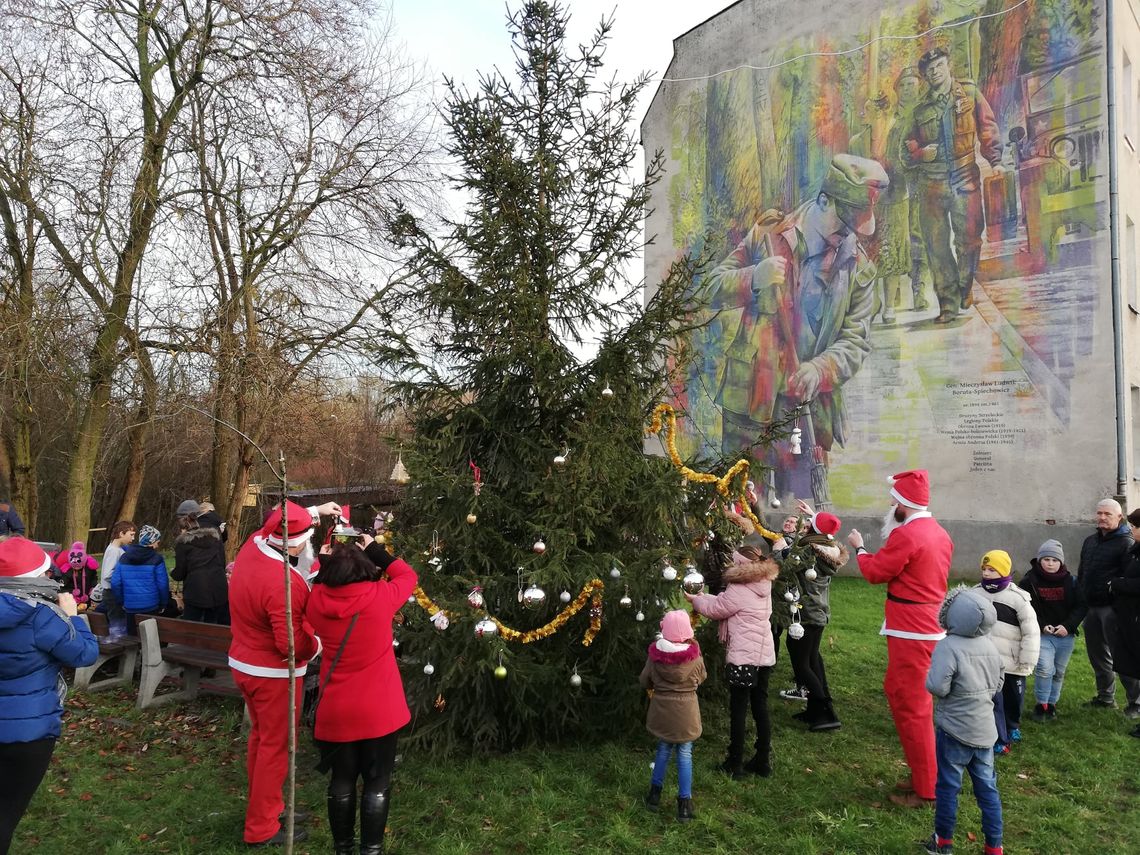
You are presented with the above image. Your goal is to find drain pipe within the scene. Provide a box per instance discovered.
[1108,0,1129,501]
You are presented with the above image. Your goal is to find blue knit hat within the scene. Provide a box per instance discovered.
[138,525,161,547]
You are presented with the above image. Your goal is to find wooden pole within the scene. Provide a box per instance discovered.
[281,450,296,855]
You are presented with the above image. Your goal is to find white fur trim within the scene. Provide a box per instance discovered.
[900,511,933,526]
[228,657,309,678]
[890,487,927,511]
[655,638,692,653]
[878,621,946,641]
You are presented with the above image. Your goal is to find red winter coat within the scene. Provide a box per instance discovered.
[857,513,953,639]
[228,536,321,678]
[304,554,418,742]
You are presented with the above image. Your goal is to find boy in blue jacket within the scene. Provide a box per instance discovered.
[110,525,170,635]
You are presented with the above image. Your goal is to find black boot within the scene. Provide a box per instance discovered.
[677,796,695,823]
[327,793,356,855]
[645,784,662,811]
[718,756,745,780]
[359,789,391,855]
[742,753,771,777]
[809,699,842,732]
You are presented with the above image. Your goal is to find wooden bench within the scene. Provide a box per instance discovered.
[73,612,139,692]
[136,615,240,710]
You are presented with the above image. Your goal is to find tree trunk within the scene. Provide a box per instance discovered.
[224,445,255,562]
[114,348,157,524]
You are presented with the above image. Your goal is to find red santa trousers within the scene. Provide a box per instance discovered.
[884,635,938,800]
[234,672,303,843]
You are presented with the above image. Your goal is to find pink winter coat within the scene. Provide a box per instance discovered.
[689,556,780,667]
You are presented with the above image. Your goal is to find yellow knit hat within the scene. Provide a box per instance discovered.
[980,549,1012,578]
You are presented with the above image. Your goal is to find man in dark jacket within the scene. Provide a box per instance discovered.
[0,500,25,537]
[1076,499,1139,713]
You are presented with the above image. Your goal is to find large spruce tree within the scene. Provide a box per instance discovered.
[388,0,708,751]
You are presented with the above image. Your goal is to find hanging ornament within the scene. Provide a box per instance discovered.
[770,496,782,509]
[466,513,478,525]
[392,637,400,648]
[790,426,803,455]
[661,561,678,582]
[470,460,483,496]
[570,670,583,687]
[635,610,645,622]
[494,651,507,679]
[431,611,450,631]
[619,586,632,608]
[474,618,498,639]
[426,530,443,569]
[788,619,805,640]
[804,567,818,581]
[407,595,417,604]
[423,663,435,676]
[783,590,796,603]
[389,454,411,484]
[559,590,572,604]
[601,377,614,398]
[522,583,547,610]
[682,570,706,595]
[434,693,447,712]
[610,563,621,579]
[553,443,569,468]
[467,586,485,609]
[533,539,546,555]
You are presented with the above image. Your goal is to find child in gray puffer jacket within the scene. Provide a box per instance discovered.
[924,587,1005,855]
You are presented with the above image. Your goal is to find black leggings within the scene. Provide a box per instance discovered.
[325,732,398,798]
[727,666,772,762]
[0,738,56,855]
[786,624,830,700]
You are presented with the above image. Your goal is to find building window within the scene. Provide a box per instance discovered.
[1126,52,1135,151]
[1133,386,1140,479]
[1130,218,1139,312]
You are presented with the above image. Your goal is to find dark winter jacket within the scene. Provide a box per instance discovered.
[0,593,98,742]
[110,544,170,613]
[172,527,228,610]
[1020,560,1086,636]
[196,510,228,543]
[793,534,849,626]
[1076,523,1132,607]
[639,639,706,744]
[1111,541,1140,679]
[0,503,25,536]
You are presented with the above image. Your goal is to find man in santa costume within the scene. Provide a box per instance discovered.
[846,470,952,807]
[229,499,340,847]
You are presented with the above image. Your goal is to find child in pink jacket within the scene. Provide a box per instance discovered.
[686,544,780,778]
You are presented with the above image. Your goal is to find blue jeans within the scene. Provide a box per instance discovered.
[1034,633,1076,705]
[934,728,1002,847]
[651,740,693,798]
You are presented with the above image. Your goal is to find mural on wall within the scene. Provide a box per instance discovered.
[668,0,1106,515]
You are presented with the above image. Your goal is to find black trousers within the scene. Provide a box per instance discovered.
[323,732,398,798]
[727,666,772,762]
[0,738,56,855]
[786,624,830,700]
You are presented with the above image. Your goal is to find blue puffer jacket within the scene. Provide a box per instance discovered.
[110,544,169,613]
[0,593,98,742]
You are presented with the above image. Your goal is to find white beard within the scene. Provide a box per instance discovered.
[880,504,903,541]
[295,540,318,583]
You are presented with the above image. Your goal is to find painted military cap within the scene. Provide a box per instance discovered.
[918,47,950,74]
[820,153,889,236]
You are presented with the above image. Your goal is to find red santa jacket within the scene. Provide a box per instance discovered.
[228,536,321,678]
[304,557,418,741]
[857,513,953,640]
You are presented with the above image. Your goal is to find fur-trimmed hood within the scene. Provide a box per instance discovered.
[810,541,849,568]
[646,639,702,665]
[175,526,222,546]
[722,556,780,585]
[939,585,996,637]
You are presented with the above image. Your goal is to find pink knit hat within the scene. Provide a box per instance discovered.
[660,609,694,643]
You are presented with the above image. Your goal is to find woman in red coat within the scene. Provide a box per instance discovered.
[305,538,417,855]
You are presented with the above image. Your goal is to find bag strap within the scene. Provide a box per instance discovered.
[316,613,360,712]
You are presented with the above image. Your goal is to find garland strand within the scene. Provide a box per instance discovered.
[412,579,605,646]
[646,402,779,541]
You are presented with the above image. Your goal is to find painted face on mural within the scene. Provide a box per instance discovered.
[922,55,952,96]
[896,76,921,109]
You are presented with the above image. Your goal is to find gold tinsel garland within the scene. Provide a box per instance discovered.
[412,578,605,646]
[646,402,779,541]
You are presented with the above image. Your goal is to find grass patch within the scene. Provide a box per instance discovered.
[19,578,1140,853]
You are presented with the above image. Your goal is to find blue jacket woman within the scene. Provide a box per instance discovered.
[0,536,98,854]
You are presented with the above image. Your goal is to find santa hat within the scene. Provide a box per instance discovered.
[0,536,52,578]
[811,512,841,537]
[888,470,929,511]
[261,500,316,547]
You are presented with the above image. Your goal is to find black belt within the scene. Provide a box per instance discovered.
[888,593,941,606]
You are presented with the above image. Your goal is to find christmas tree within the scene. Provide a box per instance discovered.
[386,0,714,752]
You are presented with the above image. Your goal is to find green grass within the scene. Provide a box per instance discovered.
[18,578,1140,853]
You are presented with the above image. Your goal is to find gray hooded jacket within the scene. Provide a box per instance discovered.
[926,587,1005,748]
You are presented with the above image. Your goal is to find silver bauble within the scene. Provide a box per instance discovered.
[601,385,614,398]
[467,588,485,609]
[553,454,567,468]
[787,622,805,640]
[392,638,400,648]
[407,595,417,604]
[770,496,782,508]
[522,584,547,610]
[570,672,583,687]
[804,567,818,581]
[635,611,645,622]
[474,618,499,639]
[423,663,435,676]
[681,571,705,595]
[783,590,796,602]
[431,612,450,631]
[619,594,633,608]
[559,590,572,603]
[661,563,678,581]
[610,566,621,579]
[533,539,546,555]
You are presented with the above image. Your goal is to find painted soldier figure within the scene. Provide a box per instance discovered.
[707,153,885,501]
[906,48,1003,324]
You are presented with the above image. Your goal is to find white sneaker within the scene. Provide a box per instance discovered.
[779,686,809,702]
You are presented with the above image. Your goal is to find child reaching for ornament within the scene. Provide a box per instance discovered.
[685,544,780,779]
[639,609,706,822]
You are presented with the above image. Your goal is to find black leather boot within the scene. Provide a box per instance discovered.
[809,699,842,732]
[645,784,662,811]
[677,796,695,823]
[359,788,391,855]
[327,793,356,855]
[742,753,771,777]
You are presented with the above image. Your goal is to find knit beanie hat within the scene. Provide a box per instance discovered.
[660,609,694,644]
[1037,539,1064,563]
[980,549,1012,577]
[138,525,162,547]
[67,541,87,569]
[175,499,202,517]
